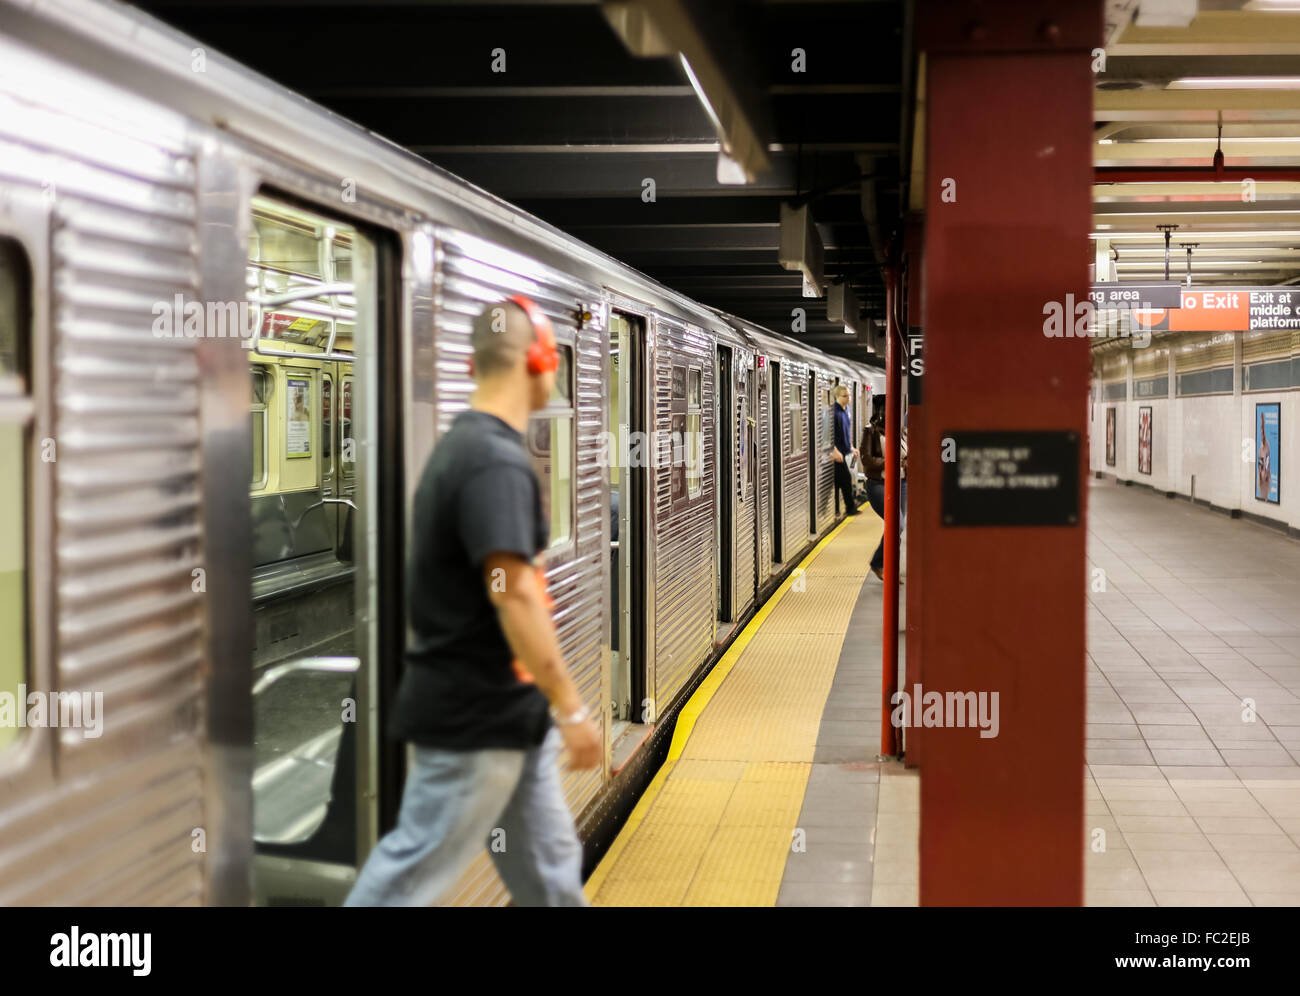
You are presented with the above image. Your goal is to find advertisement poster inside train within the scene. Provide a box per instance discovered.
[1255,402,1280,504]
[1105,408,1116,467]
[1138,407,1152,475]
[286,376,312,458]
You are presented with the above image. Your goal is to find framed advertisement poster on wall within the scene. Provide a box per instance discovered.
[1105,407,1116,467]
[285,375,312,458]
[1255,402,1280,504]
[1138,406,1152,475]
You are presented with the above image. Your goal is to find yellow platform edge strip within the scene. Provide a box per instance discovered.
[584,516,856,901]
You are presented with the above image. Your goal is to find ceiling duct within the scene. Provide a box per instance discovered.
[779,202,825,298]
[827,281,864,337]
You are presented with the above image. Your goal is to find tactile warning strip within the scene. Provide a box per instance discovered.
[586,512,883,906]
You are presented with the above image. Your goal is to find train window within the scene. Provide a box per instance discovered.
[0,238,31,754]
[788,382,805,453]
[321,373,334,476]
[686,367,702,497]
[528,344,575,548]
[527,415,573,548]
[251,367,270,491]
[552,344,573,404]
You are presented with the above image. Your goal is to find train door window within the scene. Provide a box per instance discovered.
[251,366,271,492]
[738,366,749,493]
[340,375,354,481]
[788,381,805,453]
[686,366,702,497]
[528,342,574,548]
[0,239,31,755]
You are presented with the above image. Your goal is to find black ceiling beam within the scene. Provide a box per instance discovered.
[517,188,882,225]
[141,2,903,85]
[319,92,896,148]
[433,149,872,198]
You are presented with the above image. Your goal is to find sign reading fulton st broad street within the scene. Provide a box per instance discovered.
[941,432,1080,528]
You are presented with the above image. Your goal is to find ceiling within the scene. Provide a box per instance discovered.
[1094,1,1300,287]
[135,0,909,362]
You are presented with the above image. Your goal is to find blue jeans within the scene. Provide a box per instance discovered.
[867,479,907,571]
[344,727,587,907]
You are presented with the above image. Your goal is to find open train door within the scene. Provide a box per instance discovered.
[242,194,402,907]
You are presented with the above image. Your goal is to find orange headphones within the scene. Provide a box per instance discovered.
[467,295,559,378]
[510,294,560,376]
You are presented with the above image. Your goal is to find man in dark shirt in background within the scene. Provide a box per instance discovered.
[345,296,600,907]
[830,385,860,515]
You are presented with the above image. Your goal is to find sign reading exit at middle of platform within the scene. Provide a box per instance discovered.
[1113,286,1300,333]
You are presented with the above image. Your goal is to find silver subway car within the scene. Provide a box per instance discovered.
[0,0,885,906]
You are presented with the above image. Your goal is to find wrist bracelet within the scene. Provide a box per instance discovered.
[550,704,590,726]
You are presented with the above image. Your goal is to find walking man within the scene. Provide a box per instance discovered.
[345,296,601,907]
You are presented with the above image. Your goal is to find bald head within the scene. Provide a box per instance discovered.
[471,300,537,380]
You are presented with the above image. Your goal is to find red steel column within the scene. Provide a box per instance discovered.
[902,214,924,769]
[881,253,902,759]
[917,2,1098,906]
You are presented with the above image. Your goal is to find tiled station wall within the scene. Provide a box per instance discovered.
[1088,331,1300,533]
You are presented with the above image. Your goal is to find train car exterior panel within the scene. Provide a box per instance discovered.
[731,344,758,619]
[648,312,716,714]
[0,52,207,904]
[780,358,812,563]
[816,368,836,528]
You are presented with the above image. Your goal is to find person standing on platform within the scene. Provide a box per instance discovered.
[861,395,908,582]
[830,385,860,515]
[345,296,601,908]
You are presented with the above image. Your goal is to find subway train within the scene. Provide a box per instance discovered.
[0,0,884,906]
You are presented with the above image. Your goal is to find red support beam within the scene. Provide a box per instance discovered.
[881,252,902,760]
[917,0,1097,906]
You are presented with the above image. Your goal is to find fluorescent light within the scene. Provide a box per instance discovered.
[1121,136,1300,143]
[680,55,725,141]
[1092,231,1300,239]
[1167,77,1300,89]
[1116,260,1263,267]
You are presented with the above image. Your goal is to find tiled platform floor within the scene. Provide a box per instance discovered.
[786,478,1300,906]
[1084,479,1300,906]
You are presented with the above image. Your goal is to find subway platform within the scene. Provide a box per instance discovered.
[585,510,922,907]
[584,478,1300,907]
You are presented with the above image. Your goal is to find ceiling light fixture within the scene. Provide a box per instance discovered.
[1167,77,1300,90]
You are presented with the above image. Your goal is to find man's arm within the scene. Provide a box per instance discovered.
[484,552,601,769]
